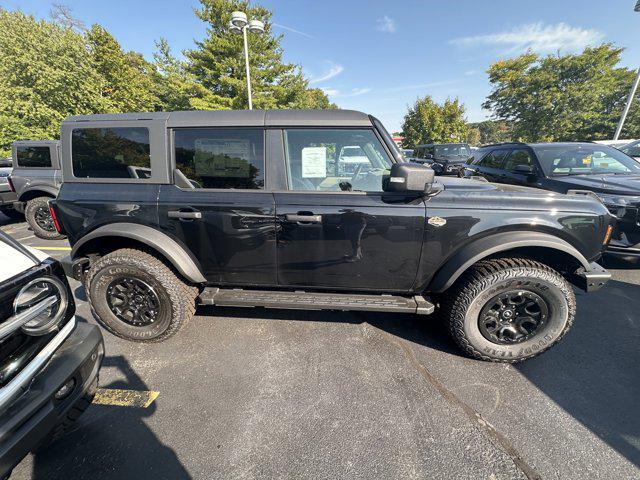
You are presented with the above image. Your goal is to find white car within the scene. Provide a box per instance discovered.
[0,232,103,478]
[620,140,640,161]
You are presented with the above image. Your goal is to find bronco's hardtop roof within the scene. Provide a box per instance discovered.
[63,109,373,128]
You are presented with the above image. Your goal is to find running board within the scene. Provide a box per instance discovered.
[198,288,434,315]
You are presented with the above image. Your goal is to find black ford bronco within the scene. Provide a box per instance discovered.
[51,110,612,363]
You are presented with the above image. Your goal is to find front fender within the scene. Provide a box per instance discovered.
[426,231,590,292]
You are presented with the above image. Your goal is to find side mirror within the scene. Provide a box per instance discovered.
[384,162,435,194]
[514,164,534,174]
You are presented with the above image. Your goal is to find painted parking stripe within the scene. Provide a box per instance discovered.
[33,246,72,251]
[92,388,159,408]
[15,235,35,241]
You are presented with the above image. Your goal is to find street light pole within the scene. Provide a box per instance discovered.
[229,11,264,110]
[613,1,640,140]
[242,26,253,110]
[614,67,640,140]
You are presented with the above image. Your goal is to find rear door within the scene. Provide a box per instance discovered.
[274,128,426,292]
[157,127,276,286]
[472,149,510,182]
[11,142,60,197]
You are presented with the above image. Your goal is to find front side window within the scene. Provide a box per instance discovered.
[621,141,640,157]
[480,149,508,169]
[72,128,150,178]
[504,149,534,171]
[174,128,264,189]
[16,146,52,168]
[284,129,392,192]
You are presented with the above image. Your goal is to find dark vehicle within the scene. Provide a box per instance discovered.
[9,141,65,240]
[0,159,20,220]
[412,143,472,175]
[463,142,640,259]
[51,110,612,363]
[620,139,640,161]
[0,232,103,479]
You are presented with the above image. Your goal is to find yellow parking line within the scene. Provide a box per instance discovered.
[92,388,159,408]
[33,246,72,251]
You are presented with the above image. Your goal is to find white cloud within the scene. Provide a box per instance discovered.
[310,62,344,84]
[464,69,480,76]
[272,22,315,39]
[377,16,396,34]
[450,22,605,54]
[321,87,372,98]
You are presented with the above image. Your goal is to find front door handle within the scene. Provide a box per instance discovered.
[285,214,322,223]
[168,210,202,220]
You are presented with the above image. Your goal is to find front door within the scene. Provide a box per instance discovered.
[275,128,425,292]
[157,127,276,286]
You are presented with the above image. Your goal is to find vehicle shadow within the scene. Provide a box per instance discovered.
[516,280,640,468]
[29,354,191,480]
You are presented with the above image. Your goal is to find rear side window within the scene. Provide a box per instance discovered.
[173,128,264,189]
[72,128,150,178]
[16,146,52,168]
[479,149,508,169]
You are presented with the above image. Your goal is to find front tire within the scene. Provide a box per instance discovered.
[86,248,197,342]
[25,197,65,240]
[441,258,576,363]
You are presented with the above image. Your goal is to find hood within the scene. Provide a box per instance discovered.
[550,174,640,196]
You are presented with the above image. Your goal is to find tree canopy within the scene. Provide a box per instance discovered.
[401,96,469,147]
[483,44,640,142]
[0,1,333,155]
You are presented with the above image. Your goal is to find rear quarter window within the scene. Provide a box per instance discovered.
[71,127,151,179]
[16,146,52,168]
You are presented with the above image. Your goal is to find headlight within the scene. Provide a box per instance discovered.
[0,174,8,184]
[596,193,640,207]
[14,276,68,335]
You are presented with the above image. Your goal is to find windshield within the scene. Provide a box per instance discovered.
[435,144,471,158]
[533,144,640,176]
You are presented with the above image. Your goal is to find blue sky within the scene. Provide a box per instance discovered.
[6,0,640,132]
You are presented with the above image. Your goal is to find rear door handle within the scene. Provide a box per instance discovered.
[285,214,322,223]
[168,210,202,220]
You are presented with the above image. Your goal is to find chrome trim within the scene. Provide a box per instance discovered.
[0,295,57,341]
[0,316,76,413]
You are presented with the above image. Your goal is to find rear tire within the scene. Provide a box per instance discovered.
[86,248,197,342]
[25,197,65,240]
[440,258,575,363]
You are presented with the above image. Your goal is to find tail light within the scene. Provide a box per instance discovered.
[7,176,15,193]
[48,201,63,235]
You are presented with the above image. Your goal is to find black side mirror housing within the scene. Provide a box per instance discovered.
[384,162,435,193]
[514,164,535,174]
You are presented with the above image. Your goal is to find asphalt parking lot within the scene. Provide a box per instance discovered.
[2,213,639,480]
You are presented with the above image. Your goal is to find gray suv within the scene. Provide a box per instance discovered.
[9,140,65,239]
[0,158,20,220]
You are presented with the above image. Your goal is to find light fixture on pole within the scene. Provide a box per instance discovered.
[613,1,640,139]
[229,11,264,110]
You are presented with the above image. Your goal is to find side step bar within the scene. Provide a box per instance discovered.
[198,288,435,315]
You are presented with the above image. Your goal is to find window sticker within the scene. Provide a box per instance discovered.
[194,138,251,177]
[301,146,327,178]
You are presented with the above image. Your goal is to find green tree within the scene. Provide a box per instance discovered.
[470,120,514,145]
[186,0,332,109]
[86,24,158,113]
[0,10,106,154]
[483,44,640,141]
[401,96,469,147]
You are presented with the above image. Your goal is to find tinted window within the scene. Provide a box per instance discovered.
[622,141,640,157]
[533,144,640,176]
[479,150,508,169]
[504,149,534,171]
[174,128,264,189]
[284,129,392,192]
[16,146,52,168]
[434,144,471,158]
[72,128,150,178]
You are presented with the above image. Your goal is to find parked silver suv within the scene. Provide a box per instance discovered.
[9,140,65,239]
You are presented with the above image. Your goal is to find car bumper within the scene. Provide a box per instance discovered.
[0,319,104,477]
[0,189,16,208]
[573,262,611,292]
